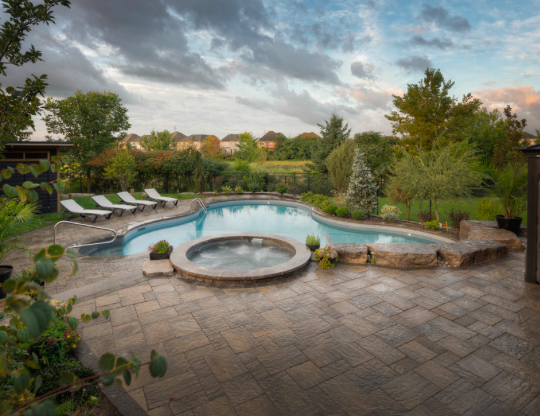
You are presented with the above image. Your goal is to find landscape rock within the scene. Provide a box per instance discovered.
[432,240,508,267]
[330,243,368,264]
[366,243,438,268]
[142,259,175,277]
[459,220,498,240]
[467,227,523,250]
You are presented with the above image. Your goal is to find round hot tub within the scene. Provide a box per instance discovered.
[171,232,312,284]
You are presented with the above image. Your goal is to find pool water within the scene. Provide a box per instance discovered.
[86,201,442,257]
[187,238,294,270]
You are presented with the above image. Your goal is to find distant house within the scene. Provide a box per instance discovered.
[258,131,283,150]
[221,134,240,155]
[523,131,538,146]
[180,134,217,150]
[171,131,187,149]
[122,133,143,149]
[299,132,322,139]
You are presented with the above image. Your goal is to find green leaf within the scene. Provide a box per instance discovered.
[22,181,39,190]
[25,359,39,369]
[45,185,53,195]
[102,374,114,387]
[20,301,54,338]
[2,279,16,294]
[1,169,12,179]
[17,328,30,342]
[40,160,51,170]
[33,400,55,416]
[26,189,39,203]
[17,188,27,202]
[116,357,129,368]
[0,312,4,320]
[149,353,167,378]
[123,370,132,386]
[91,311,99,319]
[102,310,110,320]
[29,166,40,178]
[81,314,91,323]
[35,258,54,278]
[53,182,65,193]
[16,163,30,175]
[0,331,7,343]
[99,353,116,372]
[3,184,18,198]
[68,316,79,330]
[34,374,42,392]
[59,372,77,386]
[14,369,30,393]
[46,244,64,258]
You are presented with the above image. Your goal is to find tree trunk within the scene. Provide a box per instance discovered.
[434,199,440,225]
[406,200,411,221]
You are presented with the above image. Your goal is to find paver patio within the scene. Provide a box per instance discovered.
[7,197,540,415]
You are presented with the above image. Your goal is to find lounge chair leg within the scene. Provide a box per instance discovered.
[89,215,98,223]
[131,208,137,214]
[152,204,157,210]
[116,209,124,217]
[174,201,178,206]
[105,214,112,220]
[62,212,70,221]
[137,205,145,212]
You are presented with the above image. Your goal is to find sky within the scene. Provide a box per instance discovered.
[5,0,540,139]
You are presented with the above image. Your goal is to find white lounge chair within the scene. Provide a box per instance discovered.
[117,192,158,212]
[144,188,179,207]
[92,195,137,217]
[60,199,113,223]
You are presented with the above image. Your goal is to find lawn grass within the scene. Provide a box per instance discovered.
[226,160,310,174]
[378,197,527,227]
[27,192,207,233]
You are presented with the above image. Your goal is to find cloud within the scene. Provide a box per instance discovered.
[351,62,376,80]
[342,33,372,53]
[349,85,399,110]
[409,35,453,50]
[395,55,432,73]
[418,4,471,32]
[474,86,540,129]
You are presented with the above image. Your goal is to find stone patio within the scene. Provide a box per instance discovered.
[6,198,540,415]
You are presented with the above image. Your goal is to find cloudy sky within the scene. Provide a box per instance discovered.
[6,0,540,139]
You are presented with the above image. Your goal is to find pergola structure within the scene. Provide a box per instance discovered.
[521,143,540,283]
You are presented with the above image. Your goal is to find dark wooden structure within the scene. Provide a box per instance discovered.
[521,144,540,283]
[1,141,73,213]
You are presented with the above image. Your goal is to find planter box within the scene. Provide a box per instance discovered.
[150,247,173,260]
[307,244,320,252]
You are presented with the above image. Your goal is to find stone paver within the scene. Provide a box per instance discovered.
[9,210,540,415]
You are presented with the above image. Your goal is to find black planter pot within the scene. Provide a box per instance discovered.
[307,243,320,252]
[496,215,523,235]
[0,265,14,299]
[149,247,173,260]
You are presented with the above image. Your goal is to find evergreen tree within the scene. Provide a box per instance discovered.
[345,148,378,214]
[311,113,351,173]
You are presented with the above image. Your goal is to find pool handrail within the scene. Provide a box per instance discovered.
[54,221,118,249]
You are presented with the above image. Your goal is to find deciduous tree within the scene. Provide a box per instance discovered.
[140,130,175,151]
[235,132,259,162]
[42,90,130,192]
[385,68,481,150]
[354,131,399,178]
[492,105,527,168]
[0,0,71,151]
[201,135,221,159]
[326,140,355,193]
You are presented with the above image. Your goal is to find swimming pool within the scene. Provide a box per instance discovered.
[82,201,447,257]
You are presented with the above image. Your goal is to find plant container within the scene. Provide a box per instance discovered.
[496,215,522,235]
[150,247,173,260]
[307,243,320,252]
[0,265,14,299]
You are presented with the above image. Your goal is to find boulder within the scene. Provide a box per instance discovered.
[432,240,508,267]
[330,243,368,264]
[142,259,175,277]
[459,220,498,240]
[366,243,438,268]
[467,227,523,250]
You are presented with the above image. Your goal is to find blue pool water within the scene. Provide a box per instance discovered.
[86,201,443,257]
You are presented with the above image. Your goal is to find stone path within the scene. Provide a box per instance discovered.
[7,197,540,415]
[69,251,540,416]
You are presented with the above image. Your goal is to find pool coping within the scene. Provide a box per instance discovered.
[74,196,454,261]
[170,232,312,284]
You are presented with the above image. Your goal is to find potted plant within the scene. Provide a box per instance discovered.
[485,163,527,235]
[148,240,173,260]
[0,198,38,299]
[305,233,320,251]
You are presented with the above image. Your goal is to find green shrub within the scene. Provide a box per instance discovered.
[381,205,401,222]
[351,209,365,220]
[232,159,251,173]
[424,220,439,230]
[221,185,232,195]
[314,237,338,268]
[246,181,261,193]
[300,192,314,202]
[37,359,100,403]
[276,184,288,195]
[234,186,244,194]
[418,208,433,222]
[322,204,337,215]
[305,234,320,245]
[336,207,349,217]
[148,240,171,254]
[476,197,503,220]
